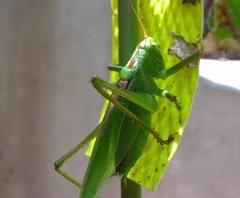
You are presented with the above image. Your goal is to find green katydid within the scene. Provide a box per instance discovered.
[54,0,201,197]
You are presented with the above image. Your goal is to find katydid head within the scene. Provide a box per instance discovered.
[128,0,167,79]
[138,37,167,79]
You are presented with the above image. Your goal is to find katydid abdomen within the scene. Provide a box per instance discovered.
[80,101,129,197]
[115,72,153,180]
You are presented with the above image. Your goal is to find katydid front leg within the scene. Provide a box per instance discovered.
[108,51,199,75]
[161,52,200,78]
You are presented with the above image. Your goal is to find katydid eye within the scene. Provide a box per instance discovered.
[151,42,159,48]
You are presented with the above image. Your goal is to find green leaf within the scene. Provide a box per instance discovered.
[111,0,202,190]
[227,0,240,29]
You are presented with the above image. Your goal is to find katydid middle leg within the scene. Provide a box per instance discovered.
[108,64,124,72]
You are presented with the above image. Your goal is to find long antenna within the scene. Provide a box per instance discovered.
[127,0,147,37]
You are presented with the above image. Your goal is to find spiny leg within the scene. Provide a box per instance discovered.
[148,78,181,110]
[91,76,158,113]
[54,124,100,188]
[155,88,181,110]
[165,52,201,78]
[91,76,177,145]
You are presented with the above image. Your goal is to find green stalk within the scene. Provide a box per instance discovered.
[118,0,141,198]
[118,0,139,64]
[121,179,141,198]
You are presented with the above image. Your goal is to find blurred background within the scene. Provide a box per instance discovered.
[0,0,239,197]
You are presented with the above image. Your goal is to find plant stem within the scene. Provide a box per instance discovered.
[118,0,141,198]
[121,178,141,198]
[118,0,139,64]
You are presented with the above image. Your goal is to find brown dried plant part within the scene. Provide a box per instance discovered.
[168,32,199,67]
[182,0,200,5]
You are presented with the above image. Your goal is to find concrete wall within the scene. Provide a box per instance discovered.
[0,0,239,197]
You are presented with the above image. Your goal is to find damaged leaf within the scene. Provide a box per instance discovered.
[168,32,199,67]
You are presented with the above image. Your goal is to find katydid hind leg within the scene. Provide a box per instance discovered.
[91,76,177,145]
[54,123,100,188]
[91,75,158,113]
